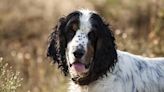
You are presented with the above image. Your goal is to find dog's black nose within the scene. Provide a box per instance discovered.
[73,49,85,59]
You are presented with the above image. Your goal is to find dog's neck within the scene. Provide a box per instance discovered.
[71,72,99,85]
[69,72,114,92]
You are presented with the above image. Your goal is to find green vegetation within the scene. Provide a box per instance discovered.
[0,0,163,92]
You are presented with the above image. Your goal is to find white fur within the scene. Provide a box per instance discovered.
[66,10,92,64]
[68,50,164,92]
[66,10,93,78]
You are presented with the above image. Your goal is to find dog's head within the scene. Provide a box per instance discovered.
[47,9,117,85]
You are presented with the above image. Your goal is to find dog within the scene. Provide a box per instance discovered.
[47,9,164,92]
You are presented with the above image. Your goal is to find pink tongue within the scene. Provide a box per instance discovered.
[72,63,85,72]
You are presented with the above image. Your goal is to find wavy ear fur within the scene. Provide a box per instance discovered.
[47,11,81,76]
[47,17,68,75]
[91,14,117,77]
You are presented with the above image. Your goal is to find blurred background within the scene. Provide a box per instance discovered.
[0,0,164,92]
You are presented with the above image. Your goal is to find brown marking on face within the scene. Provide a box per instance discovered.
[83,41,94,65]
[71,21,79,32]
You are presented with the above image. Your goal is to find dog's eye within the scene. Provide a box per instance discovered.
[88,28,97,38]
[68,20,79,32]
[71,23,79,31]
[88,29,97,44]
[65,28,76,42]
[65,21,79,42]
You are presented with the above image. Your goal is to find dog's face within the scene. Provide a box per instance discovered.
[47,9,117,85]
[65,10,96,78]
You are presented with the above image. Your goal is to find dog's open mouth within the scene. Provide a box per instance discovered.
[72,63,85,72]
[70,61,90,74]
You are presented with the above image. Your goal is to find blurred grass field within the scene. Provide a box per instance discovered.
[0,0,164,92]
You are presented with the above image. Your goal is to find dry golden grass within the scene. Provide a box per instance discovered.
[0,57,22,92]
[0,0,164,92]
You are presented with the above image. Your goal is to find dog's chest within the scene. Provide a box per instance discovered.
[69,83,110,92]
[68,78,122,92]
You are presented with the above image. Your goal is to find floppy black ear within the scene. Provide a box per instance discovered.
[47,17,68,75]
[91,14,117,77]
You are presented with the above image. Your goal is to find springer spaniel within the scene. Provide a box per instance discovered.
[47,9,164,92]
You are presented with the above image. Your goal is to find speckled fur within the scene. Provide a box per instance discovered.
[69,50,164,92]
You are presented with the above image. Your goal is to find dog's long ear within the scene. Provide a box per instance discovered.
[47,17,68,75]
[91,14,117,77]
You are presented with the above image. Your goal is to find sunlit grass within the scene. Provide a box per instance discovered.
[0,57,23,92]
